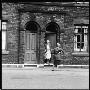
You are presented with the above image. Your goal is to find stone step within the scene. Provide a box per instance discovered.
[2,64,89,69]
[57,65,89,69]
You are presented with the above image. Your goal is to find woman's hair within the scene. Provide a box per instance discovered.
[47,40,50,43]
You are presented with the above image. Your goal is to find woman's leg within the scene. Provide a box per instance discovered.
[52,55,55,71]
[54,60,57,67]
[49,58,51,63]
[45,59,51,64]
[44,59,47,63]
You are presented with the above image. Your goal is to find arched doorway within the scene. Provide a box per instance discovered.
[45,22,60,49]
[25,21,40,64]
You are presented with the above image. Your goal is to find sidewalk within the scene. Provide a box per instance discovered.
[2,64,89,69]
[2,65,89,89]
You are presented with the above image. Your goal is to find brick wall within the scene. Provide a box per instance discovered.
[2,3,89,64]
[2,3,19,64]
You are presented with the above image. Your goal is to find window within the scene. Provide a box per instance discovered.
[74,24,88,52]
[2,21,9,54]
[2,22,7,50]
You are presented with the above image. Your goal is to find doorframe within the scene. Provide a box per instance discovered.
[24,21,41,64]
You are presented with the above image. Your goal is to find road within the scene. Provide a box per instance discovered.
[2,67,89,89]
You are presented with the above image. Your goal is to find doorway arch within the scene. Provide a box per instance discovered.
[45,22,60,49]
[25,21,40,64]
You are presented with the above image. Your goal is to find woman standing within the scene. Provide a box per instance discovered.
[44,40,51,64]
[52,43,64,71]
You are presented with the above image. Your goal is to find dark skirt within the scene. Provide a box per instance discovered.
[53,53,64,67]
[44,58,51,63]
[54,60,61,67]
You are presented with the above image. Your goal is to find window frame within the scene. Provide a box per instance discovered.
[74,24,88,52]
[73,24,89,56]
[2,20,9,54]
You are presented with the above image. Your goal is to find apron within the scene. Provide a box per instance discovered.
[45,44,51,59]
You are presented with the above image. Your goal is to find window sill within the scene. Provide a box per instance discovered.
[2,50,9,54]
[72,52,89,56]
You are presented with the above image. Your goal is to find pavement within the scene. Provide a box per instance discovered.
[2,67,89,89]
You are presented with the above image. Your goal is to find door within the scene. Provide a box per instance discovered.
[25,31,37,64]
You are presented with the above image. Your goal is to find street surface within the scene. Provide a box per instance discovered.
[2,67,89,89]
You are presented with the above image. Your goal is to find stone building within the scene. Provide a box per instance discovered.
[2,2,89,65]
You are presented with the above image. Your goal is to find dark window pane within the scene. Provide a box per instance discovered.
[81,43,84,49]
[81,34,84,42]
[82,28,84,33]
[77,43,80,48]
[77,35,80,42]
[78,28,81,33]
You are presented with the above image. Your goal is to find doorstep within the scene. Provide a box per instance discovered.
[2,64,37,68]
[24,64,37,68]
[37,63,54,68]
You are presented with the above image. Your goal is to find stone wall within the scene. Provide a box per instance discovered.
[2,2,89,64]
